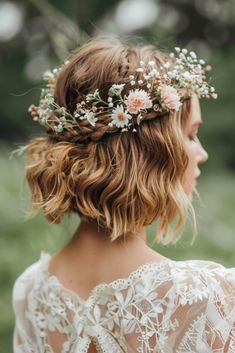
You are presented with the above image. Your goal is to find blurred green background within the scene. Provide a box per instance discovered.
[0,0,235,351]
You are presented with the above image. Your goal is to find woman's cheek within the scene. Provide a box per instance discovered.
[182,142,197,195]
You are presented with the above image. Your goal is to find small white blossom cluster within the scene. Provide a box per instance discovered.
[28,47,217,136]
[169,47,217,99]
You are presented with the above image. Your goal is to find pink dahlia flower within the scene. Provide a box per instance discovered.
[160,86,182,111]
[125,89,152,114]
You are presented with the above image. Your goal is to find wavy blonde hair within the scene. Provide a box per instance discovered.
[24,38,195,245]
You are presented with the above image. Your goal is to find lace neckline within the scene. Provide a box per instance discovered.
[39,251,172,304]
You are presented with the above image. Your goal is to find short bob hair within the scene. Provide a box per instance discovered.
[24,38,195,245]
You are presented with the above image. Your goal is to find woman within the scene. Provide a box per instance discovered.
[13,38,235,353]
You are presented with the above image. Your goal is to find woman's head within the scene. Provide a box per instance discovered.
[25,38,211,244]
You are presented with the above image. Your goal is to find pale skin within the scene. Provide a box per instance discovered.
[48,95,208,301]
[183,94,208,194]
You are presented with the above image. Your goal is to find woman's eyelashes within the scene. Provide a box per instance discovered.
[189,129,200,142]
[189,135,198,142]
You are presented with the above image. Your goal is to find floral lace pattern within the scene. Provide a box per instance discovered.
[13,251,235,353]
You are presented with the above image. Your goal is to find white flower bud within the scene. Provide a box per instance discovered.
[149,69,159,77]
[130,80,136,86]
[148,61,155,67]
[183,71,191,80]
[190,51,197,59]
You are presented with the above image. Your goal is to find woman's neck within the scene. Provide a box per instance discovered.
[48,219,166,300]
[62,219,164,268]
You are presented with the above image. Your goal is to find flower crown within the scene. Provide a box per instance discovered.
[28,47,217,136]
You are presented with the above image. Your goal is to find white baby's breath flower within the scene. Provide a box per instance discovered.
[144,74,150,80]
[136,67,144,72]
[138,80,143,85]
[164,62,170,69]
[129,75,134,80]
[182,48,188,54]
[43,70,54,79]
[148,61,155,67]
[130,80,136,86]
[110,105,132,128]
[175,47,181,52]
[149,69,159,78]
[190,51,197,59]
[168,71,176,79]
[182,71,192,80]
[212,93,218,99]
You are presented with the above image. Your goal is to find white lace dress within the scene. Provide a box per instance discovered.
[12,251,235,353]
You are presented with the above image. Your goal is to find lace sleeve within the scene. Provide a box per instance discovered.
[204,264,235,352]
[167,261,235,353]
[12,263,40,353]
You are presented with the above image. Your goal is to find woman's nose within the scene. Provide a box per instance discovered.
[198,142,209,164]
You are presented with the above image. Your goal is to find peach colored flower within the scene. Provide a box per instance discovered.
[160,86,182,111]
[125,89,152,114]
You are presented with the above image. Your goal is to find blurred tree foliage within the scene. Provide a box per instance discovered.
[1,2,234,351]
